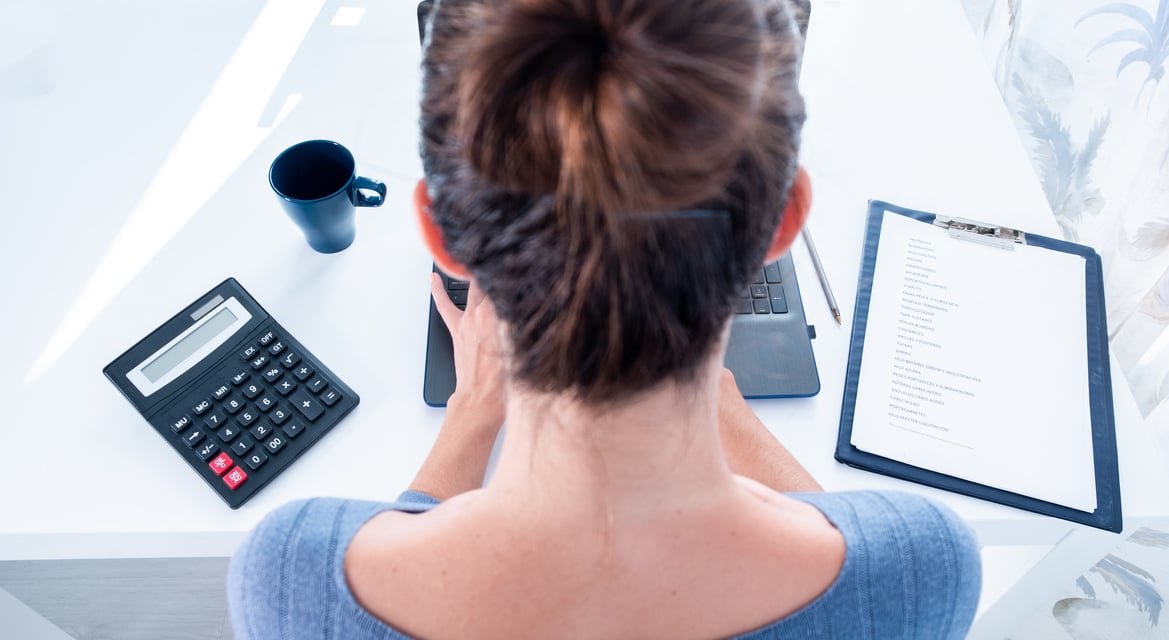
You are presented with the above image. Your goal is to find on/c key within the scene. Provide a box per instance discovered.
[222,466,247,490]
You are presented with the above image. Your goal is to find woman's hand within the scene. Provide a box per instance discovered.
[430,273,507,426]
[407,273,507,501]
[717,368,822,492]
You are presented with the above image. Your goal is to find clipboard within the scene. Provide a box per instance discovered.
[836,200,1122,532]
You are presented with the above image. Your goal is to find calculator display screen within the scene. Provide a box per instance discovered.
[142,308,239,383]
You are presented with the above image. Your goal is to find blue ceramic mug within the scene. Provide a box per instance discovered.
[269,140,386,253]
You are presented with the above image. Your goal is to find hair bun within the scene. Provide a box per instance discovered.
[457,0,767,214]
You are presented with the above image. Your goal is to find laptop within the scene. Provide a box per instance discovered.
[419,0,819,405]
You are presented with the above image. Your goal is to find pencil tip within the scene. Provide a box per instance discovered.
[834,313,843,324]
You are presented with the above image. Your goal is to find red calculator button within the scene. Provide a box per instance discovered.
[208,452,234,476]
[223,466,247,490]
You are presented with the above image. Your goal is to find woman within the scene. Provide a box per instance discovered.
[228,0,982,637]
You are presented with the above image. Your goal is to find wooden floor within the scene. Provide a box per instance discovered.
[0,559,234,640]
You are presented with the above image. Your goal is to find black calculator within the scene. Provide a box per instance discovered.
[104,278,359,508]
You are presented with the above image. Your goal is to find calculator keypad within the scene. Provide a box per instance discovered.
[155,324,358,508]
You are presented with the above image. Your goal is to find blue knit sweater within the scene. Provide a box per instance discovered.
[228,490,981,639]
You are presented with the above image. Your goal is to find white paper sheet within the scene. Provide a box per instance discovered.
[850,211,1098,512]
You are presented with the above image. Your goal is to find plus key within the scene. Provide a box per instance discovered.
[289,389,325,421]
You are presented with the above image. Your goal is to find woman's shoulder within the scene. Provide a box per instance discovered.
[790,489,982,577]
[764,490,983,639]
[233,495,431,559]
[791,490,979,541]
[227,494,438,640]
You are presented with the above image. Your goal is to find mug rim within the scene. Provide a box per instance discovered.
[269,139,357,204]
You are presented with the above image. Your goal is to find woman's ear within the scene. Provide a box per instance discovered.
[764,166,811,261]
[415,179,472,280]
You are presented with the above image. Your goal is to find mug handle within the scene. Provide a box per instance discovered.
[352,176,387,207]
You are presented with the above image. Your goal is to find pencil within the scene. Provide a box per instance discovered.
[801,228,842,324]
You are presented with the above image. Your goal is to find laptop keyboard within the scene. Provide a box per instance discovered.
[736,260,788,315]
[440,275,469,310]
[442,260,788,316]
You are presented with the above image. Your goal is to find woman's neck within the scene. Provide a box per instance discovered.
[484,363,741,519]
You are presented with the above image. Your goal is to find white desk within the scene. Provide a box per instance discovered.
[1,0,1164,562]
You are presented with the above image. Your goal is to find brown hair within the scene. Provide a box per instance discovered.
[420,0,806,404]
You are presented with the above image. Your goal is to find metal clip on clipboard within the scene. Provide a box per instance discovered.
[933,216,1026,250]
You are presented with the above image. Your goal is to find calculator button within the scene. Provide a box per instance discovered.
[265,435,287,454]
[292,365,314,381]
[275,379,297,396]
[259,331,276,346]
[734,298,754,315]
[242,382,263,399]
[223,396,245,414]
[280,352,300,369]
[307,377,327,394]
[448,290,468,307]
[250,422,274,440]
[183,428,205,448]
[231,370,250,386]
[203,410,226,430]
[448,279,469,290]
[250,354,269,370]
[268,406,291,425]
[223,467,247,490]
[231,437,254,456]
[282,422,305,439]
[208,452,233,476]
[263,367,282,383]
[240,345,260,360]
[256,395,276,412]
[196,441,218,461]
[170,415,191,433]
[753,299,771,314]
[752,269,765,284]
[193,399,212,415]
[321,389,342,406]
[750,285,768,299]
[268,341,286,356]
[218,424,240,443]
[244,450,268,470]
[235,409,258,427]
[212,384,231,400]
[290,390,325,421]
